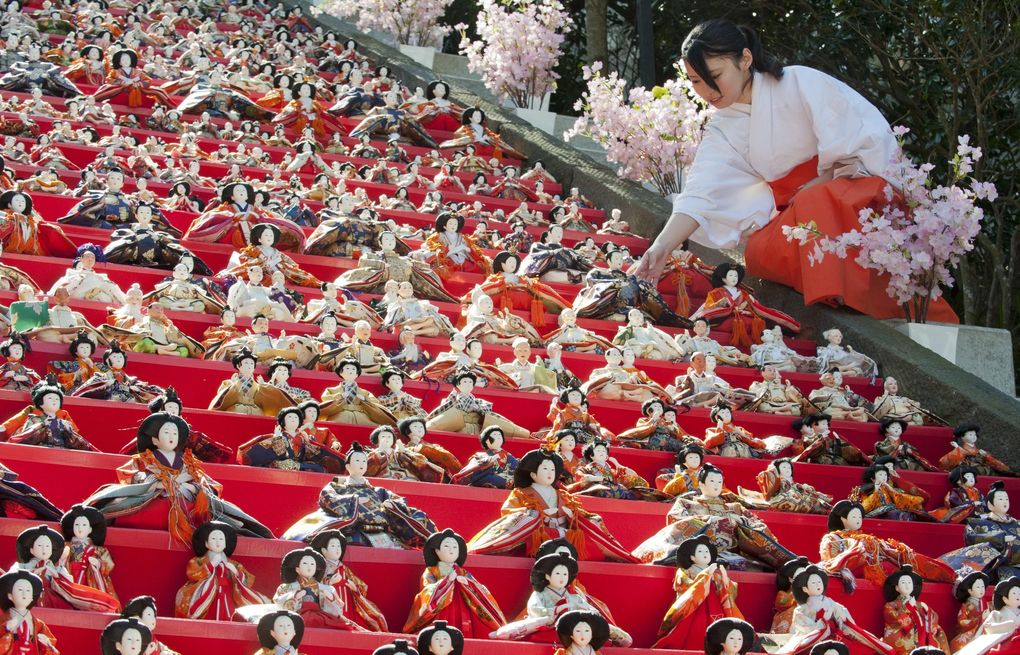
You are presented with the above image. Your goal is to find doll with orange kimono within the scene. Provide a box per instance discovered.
[566,440,666,502]
[309,531,388,632]
[0,375,99,451]
[539,387,615,444]
[58,505,117,602]
[881,565,950,655]
[466,251,570,326]
[452,426,520,489]
[0,570,59,655]
[951,571,990,652]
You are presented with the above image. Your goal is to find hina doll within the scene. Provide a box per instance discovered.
[656,444,707,496]
[746,365,810,416]
[494,338,561,394]
[349,89,438,148]
[573,248,687,327]
[705,618,756,655]
[872,377,930,425]
[668,352,751,409]
[931,466,984,524]
[691,263,801,350]
[0,41,81,97]
[951,571,990,652]
[0,189,77,257]
[942,482,1020,582]
[772,557,812,634]
[103,206,211,275]
[365,425,443,483]
[71,341,164,404]
[252,610,306,655]
[93,47,173,108]
[282,442,438,548]
[309,530,387,631]
[174,521,271,621]
[460,293,543,348]
[956,577,1020,655]
[703,402,787,458]
[383,282,456,338]
[469,251,570,326]
[318,358,397,426]
[770,564,894,654]
[47,245,128,305]
[492,553,630,645]
[222,223,320,288]
[0,570,59,655]
[55,167,141,230]
[520,225,594,284]
[185,182,305,252]
[146,264,225,315]
[653,535,743,649]
[815,329,879,379]
[415,80,464,131]
[272,82,340,141]
[416,621,464,655]
[120,595,182,655]
[377,369,426,420]
[438,107,527,160]
[874,419,938,471]
[0,241,39,292]
[266,359,312,403]
[420,213,492,280]
[12,524,120,613]
[236,407,345,474]
[0,332,41,391]
[320,322,391,375]
[208,348,297,416]
[633,465,796,569]
[736,459,833,515]
[792,414,871,467]
[612,308,687,361]
[425,370,531,439]
[567,440,665,501]
[467,449,638,562]
[582,346,671,404]
[400,418,463,480]
[548,430,583,484]
[819,500,954,586]
[674,318,751,366]
[543,308,614,354]
[104,304,204,359]
[750,326,818,372]
[58,505,117,601]
[403,529,506,637]
[452,426,520,489]
[100,618,151,655]
[939,423,1013,477]
[881,565,950,655]
[0,376,98,451]
[541,387,615,444]
[200,310,244,351]
[851,464,932,522]
[83,412,274,544]
[807,370,870,423]
[388,329,432,372]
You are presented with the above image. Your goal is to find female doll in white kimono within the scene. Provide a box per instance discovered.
[631,19,957,323]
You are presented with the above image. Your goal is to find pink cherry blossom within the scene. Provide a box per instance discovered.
[314,0,453,47]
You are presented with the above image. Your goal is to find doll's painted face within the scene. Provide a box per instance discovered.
[961,430,978,446]
[428,629,454,655]
[570,621,593,647]
[155,421,180,451]
[7,343,23,360]
[715,407,732,423]
[252,316,269,334]
[436,536,460,564]
[803,573,825,597]
[108,352,126,369]
[321,537,344,561]
[604,348,622,366]
[397,281,415,299]
[138,606,157,631]
[761,365,779,381]
[205,529,227,554]
[353,322,371,341]
[626,308,644,326]
[691,543,713,567]
[961,472,976,488]
[884,421,904,439]
[320,317,338,336]
[546,563,570,590]
[590,444,609,465]
[872,469,889,486]
[559,308,577,327]
[221,310,236,327]
[237,355,256,376]
[813,419,830,434]
[40,391,61,414]
[135,204,153,225]
[884,377,899,395]
[895,574,914,597]
[296,555,318,578]
[31,534,53,561]
[484,431,504,450]
[455,376,475,394]
[258,228,276,247]
[683,452,702,469]
[826,330,843,345]
[702,471,724,498]
[723,268,740,287]
[547,225,563,244]
[969,578,986,599]
[841,507,863,531]
[107,170,125,193]
[531,459,557,486]
[115,626,145,655]
[282,412,301,433]
[375,429,395,450]
[990,490,1011,515]
[346,451,368,477]
[1006,587,1020,609]
[407,421,426,441]
[8,578,33,610]
[72,515,92,539]
[722,628,744,655]
[776,461,793,480]
[231,185,250,205]
[270,615,296,645]
[339,363,359,382]
[557,434,576,455]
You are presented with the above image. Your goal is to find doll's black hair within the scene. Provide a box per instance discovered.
[416,620,464,655]
[777,556,810,592]
[675,535,718,569]
[309,530,347,561]
[698,463,724,484]
[101,618,152,655]
[0,570,42,611]
[827,500,865,531]
[808,642,849,655]
[993,576,1020,610]
[555,610,609,650]
[479,425,505,449]
[120,595,157,620]
[60,504,107,546]
[191,520,238,558]
[514,450,564,489]
[882,565,923,601]
[423,529,467,567]
[280,547,326,584]
[276,406,303,430]
[791,564,828,604]
[704,617,756,655]
[530,551,578,591]
[257,610,305,649]
[135,412,189,454]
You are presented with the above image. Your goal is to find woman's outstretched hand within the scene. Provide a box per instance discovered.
[628,243,668,283]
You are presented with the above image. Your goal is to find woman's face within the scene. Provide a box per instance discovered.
[885,422,903,439]
[873,469,888,485]
[117,627,144,655]
[803,573,825,597]
[429,630,454,655]
[723,268,740,286]
[722,628,744,654]
[7,343,23,360]
[375,430,395,450]
[72,515,92,539]
[683,452,702,469]
[683,50,752,109]
[139,606,157,630]
[322,537,344,561]
[108,352,126,369]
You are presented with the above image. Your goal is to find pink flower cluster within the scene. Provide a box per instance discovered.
[783,130,994,322]
[314,0,452,47]
[455,0,573,109]
[563,62,710,196]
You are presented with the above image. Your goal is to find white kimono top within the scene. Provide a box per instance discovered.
[673,65,897,248]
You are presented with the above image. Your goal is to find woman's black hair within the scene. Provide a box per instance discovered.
[710,262,746,289]
[704,617,756,655]
[993,576,1020,610]
[276,406,303,430]
[335,357,362,377]
[372,640,417,655]
[257,610,304,649]
[949,466,978,488]
[0,570,42,611]
[297,400,321,421]
[15,525,63,564]
[380,369,406,387]
[681,19,784,94]
[191,520,237,557]
[120,595,157,619]
[535,538,578,562]
[451,369,477,386]
[0,332,30,359]
[102,340,128,367]
[883,565,923,601]
[530,552,579,593]
[30,375,64,410]
[954,570,989,603]
[878,418,909,438]
[555,610,609,650]
[808,642,849,655]
[416,620,464,655]
[231,347,258,370]
[514,450,564,489]
[280,547,326,583]
[67,329,97,358]
[640,398,665,416]
[827,500,865,531]
[398,417,427,439]
[101,618,152,655]
[60,504,107,546]
[709,401,733,422]
[423,529,467,567]
[678,443,705,466]
[953,422,980,440]
[558,386,585,405]
[479,425,505,449]
[792,565,828,604]
[492,251,519,273]
[675,535,717,569]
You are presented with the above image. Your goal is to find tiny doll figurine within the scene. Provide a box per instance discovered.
[815,328,879,379]
[950,571,990,652]
[820,500,953,587]
[378,370,426,420]
[737,459,833,515]
[102,303,204,359]
[653,535,743,649]
[468,251,570,326]
[185,182,305,252]
[47,244,128,305]
[254,610,305,655]
[425,370,531,439]
[792,414,871,467]
[874,419,938,471]
[655,444,707,496]
[703,402,789,458]
[467,449,638,562]
[417,621,464,655]
[261,548,365,630]
[0,570,59,655]
[319,321,391,375]
[209,348,296,416]
[0,333,41,391]
[309,531,388,632]
[438,106,527,160]
[318,358,398,426]
[543,307,614,354]
[59,504,116,600]
[872,377,931,425]
[47,330,102,393]
[942,482,1020,583]
[100,617,151,655]
[283,442,438,548]
[120,596,181,655]
[746,365,808,416]
[552,610,612,655]
[115,388,233,465]
[750,326,818,372]
[939,423,1014,477]
[383,282,456,338]
[84,412,273,545]
[266,359,312,403]
[223,223,320,288]
[460,292,543,347]
[540,387,615,444]
[146,264,225,315]
[56,166,147,230]
[0,241,39,293]
[336,231,456,302]
[174,521,271,621]
[616,398,696,453]
[669,352,753,409]
[567,440,665,501]
[956,576,1020,655]
[417,335,516,389]
[704,617,756,655]
[882,565,950,655]
[808,369,870,422]
[520,225,594,285]
[399,418,463,481]
[676,318,754,367]
[851,464,932,522]
[613,308,688,361]
[365,425,443,483]
[582,346,671,404]
[548,430,583,484]
[452,426,520,489]
[690,263,801,349]
[772,557,812,634]
[573,248,687,327]
[418,212,492,280]
[491,552,630,645]
[237,407,345,474]
[0,375,98,451]
[931,466,984,524]
[404,529,506,637]
[12,524,120,613]
[0,189,77,257]
[72,341,164,404]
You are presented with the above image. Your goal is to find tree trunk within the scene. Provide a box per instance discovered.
[585,0,608,67]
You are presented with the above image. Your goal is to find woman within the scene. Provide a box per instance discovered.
[632,19,957,322]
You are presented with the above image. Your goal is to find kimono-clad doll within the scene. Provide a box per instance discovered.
[655,443,708,496]
[71,341,164,404]
[56,167,144,230]
[253,610,305,655]
[453,426,519,489]
[792,413,871,467]
[815,329,879,379]
[939,423,1014,477]
[348,88,438,148]
[47,245,128,305]
[365,425,444,483]
[265,359,312,405]
[653,535,743,649]
[272,82,340,142]
[0,570,59,655]
[147,264,225,316]
[820,500,953,587]
[116,387,233,465]
[438,106,527,161]
[551,610,612,655]
[413,79,464,132]
[0,460,62,521]
[0,332,41,391]
[283,442,438,548]
[419,212,492,280]
[750,326,818,372]
[491,552,630,646]
[772,557,812,634]
[691,263,801,350]
[547,430,583,485]
[850,463,933,522]
[807,370,870,423]
[83,412,274,545]
[416,621,465,655]
[766,564,894,655]
[881,565,950,655]
[0,189,77,257]
[633,464,796,570]
[382,282,456,339]
[872,377,930,426]
[377,370,426,421]
[942,482,1020,583]
[174,521,271,621]
[309,530,387,632]
[573,249,688,327]
[0,241,41,292]
[318,358,398,427]
[104,205,211,275]
[399,418,462,481]
[388,329,432,373]
[703,401,789,459]
[425,370,531,440]
[417,334,516,389]
[403,529,506,637]
[185,182,306,252]
[208,348,297,416]
[11,524,120,613]
[92,47,172,108]
[335,230,457,303]
[101,303,204,359]
[609,393,693,452]
[951,571,990,652]
[581,346,672,404]
[63,43,106,85]
[237,406,344,474]
[874,419,938,472]
[220,223,320,289]
[466,449,639,562]
[519,225,594,285]
[120,595,182,655]
[737,458,833,515]
[467,251,570,327]
[497,339,577,394]
[540,387,615,444]
[746,365,809,416]
[58,504,117,601]
[613,308,688,362]
[0,41,81,97]
[705,618,757,655]
[0,375,99,451]
[952,577,1020,655]
[567,440,666,502]
[931,466,984,524]
[100,618,152,655]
